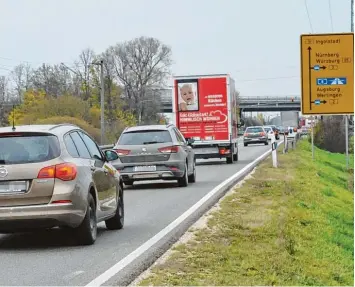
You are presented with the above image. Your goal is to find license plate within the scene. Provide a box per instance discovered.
[0,181,28,193]
[134,165,156,172]
[193,147,219,154]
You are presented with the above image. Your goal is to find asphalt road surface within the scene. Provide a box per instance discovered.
[0,142,275,286]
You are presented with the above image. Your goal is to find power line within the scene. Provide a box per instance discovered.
[328,0,334,32]
[0,67,12,72]
[304,0,314,33]
[0,56,84,68]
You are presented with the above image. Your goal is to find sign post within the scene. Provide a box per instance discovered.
[311,116,315,161]
[300,33,354,163]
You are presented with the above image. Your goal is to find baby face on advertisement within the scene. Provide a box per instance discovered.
[180,84,194,104]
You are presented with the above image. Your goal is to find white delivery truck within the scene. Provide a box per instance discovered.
[172,74,239,164]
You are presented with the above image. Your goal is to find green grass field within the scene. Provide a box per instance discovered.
[138,140,354,286]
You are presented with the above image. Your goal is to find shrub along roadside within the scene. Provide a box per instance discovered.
[137,140,354,286]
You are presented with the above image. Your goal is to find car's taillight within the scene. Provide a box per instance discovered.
[158,146,179,153]
[37,163,77,181]
[115,149,130,156]
[260,132,265,136]
[244,133,249,137]
[51,200,72,204]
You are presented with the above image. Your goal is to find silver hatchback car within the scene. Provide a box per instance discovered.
[0,124,124,245]
[109,124,196,187]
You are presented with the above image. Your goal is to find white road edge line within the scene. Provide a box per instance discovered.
[85,143,282,287]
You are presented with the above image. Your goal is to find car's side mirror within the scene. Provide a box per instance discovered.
[104,150,119,161]
[186,138,195,145]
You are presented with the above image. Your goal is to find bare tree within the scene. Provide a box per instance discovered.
[74,48,95,100]
[31,64,71,97]
[0,76,10,126]
[11,63,32,102]
[314,115,346,153]
[110,36,172,121]
[0,76,8,102]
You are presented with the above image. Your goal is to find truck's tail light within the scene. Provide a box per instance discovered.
[37,163,77,181]
[158,146,179,153]
[115,149,130,155]
[219,147,230,155]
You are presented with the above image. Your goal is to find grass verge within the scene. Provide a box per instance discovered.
[138,140,354,286]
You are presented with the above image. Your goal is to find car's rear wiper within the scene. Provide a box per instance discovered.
[143,141,163,145]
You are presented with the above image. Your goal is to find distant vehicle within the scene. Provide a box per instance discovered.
[111,124,196,187]
[277,126,287,135]
[301,126,310,135]
[287,126,298,136]
[263,126,276,141]
[172,74,239,164]
[243,126,268,146]
[269,125,280,140]
[281,111,299,130]
[0,124,124,245]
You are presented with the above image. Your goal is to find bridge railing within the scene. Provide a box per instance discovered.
[239,96,301,103]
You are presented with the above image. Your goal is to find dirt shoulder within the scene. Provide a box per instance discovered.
[135,140,354,286]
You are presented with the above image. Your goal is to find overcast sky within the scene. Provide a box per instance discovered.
[0,0,351,99]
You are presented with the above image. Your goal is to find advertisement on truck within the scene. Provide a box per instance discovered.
[173,74,239,164]
[175,77,230,141]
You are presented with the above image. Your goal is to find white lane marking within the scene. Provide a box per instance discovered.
[85,144,281,287]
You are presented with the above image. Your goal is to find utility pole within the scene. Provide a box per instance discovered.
[92,60,105,145]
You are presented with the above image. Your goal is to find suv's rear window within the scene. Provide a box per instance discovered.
[263,127,272,132]
[118,130,172,145]
[246,127,263,133]
[0,134,61,164]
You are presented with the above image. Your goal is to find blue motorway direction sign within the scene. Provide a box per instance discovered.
[316,77,347,86]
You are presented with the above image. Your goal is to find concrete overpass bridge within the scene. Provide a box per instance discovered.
[239,96,301,112]
[160,89,301,113]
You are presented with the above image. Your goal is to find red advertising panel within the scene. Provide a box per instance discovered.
[175,77,229,141]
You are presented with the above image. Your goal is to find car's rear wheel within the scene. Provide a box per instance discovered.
[74,194,97,245]
[105,186,124,230]
[244,143,247,147]
[188,159,196,183]
[265,141,269,145]
[178,163,188,187]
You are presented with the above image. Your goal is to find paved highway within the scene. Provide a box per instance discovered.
[0,142,275,286]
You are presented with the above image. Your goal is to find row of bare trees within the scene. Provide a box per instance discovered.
[0,36,173,126]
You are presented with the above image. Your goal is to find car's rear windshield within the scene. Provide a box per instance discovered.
[246,127,263,133]
[118,130,172,145]
[263,127,271,132]
[0,133,61,165]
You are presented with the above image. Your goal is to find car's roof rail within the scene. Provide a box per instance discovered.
[166,123,174,128]
[49,123,80,130]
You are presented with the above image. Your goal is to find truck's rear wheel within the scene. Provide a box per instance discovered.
[226,154,234,164]
[233,151,238,161]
